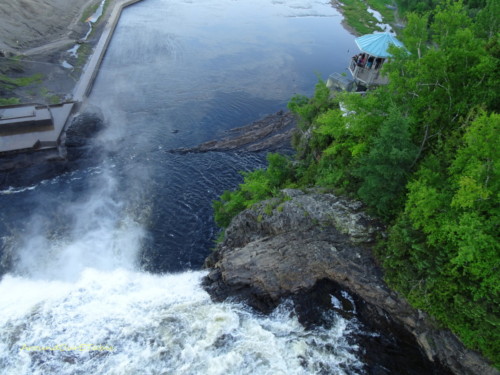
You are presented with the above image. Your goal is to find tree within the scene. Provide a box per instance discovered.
[387,111,500,365]
[355,106,418,218]
[384,1,499,163]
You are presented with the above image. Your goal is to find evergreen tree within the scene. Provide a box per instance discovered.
[355,106,418,218]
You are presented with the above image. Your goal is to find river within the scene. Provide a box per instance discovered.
[0,0,371,373]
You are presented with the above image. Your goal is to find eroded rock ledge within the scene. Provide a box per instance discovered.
[169,111,296,153]
[203,189,499,375]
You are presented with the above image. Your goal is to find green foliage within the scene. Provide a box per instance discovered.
[396,0,486,13]
[40,87,61,105]
[334,0,386,35]
[385,112,500,366]
[288,79,334,129]
[366,0,396,24]
[475,0,500,39]
[80,0,110,23]
[0,72,43,105]
[355,106,418,218]
[75,43,93,70]
[0,73,43,90]
[0,97,21,106]
[334,0,397,35]
[213,153,296,228]
[382,1,499,166]
[395,0,438,13]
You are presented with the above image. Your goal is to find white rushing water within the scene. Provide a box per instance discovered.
[0,168,363,374]
[0,269,363,374]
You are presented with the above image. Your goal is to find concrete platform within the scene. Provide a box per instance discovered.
[0,105,53,135]
[73,0,145,101]
[0,103,75,154]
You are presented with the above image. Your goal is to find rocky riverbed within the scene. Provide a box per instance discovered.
[203,188,500,375]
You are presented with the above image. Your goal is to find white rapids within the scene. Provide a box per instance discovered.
[0,268,363,374]
[0,169,363,374]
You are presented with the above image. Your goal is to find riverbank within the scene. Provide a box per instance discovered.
[0,0,100,104]
[0,0,144,167]
[0,0,137,105]
[0,0,99,53]
[204,1,499,372]
[331,0,403,36]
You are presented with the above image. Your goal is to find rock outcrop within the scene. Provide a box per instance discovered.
[170,111,296,154]
[203,189,499,375]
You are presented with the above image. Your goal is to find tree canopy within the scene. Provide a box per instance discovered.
[213,0,499,367]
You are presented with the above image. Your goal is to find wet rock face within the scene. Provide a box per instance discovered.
[64,110,105,160]
[203,189,499,375]
[204,189,384,307]
[169,111,296,154]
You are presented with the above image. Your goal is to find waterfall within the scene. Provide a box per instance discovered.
[0,0,366,373]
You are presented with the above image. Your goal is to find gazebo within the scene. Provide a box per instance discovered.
[348,32,404,87]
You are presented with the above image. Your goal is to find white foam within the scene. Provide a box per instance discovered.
[0,269,362,374]
[8,167,143,282]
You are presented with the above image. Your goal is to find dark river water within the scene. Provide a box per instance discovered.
[0,1,438,374]
[82,0,356,272]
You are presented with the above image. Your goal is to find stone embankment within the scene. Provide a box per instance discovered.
[203,189,499,375]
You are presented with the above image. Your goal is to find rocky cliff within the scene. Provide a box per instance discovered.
[203,189,499,375]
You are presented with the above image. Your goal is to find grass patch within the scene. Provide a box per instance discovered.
[40,87,61,105]
[214,230,226,245]
[48,95,61,105]
[0,73,43,90]
[0,55,23,75]
[75,43,93,70]
[0,72,43,105]
[334,0,397,35]
[367,0,397,24]
[336,0,382,35]
[0,97,21,106]
[81,1,101,23]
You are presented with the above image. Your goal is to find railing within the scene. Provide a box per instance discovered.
[349,59,357,73]
[348,59,388,86]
